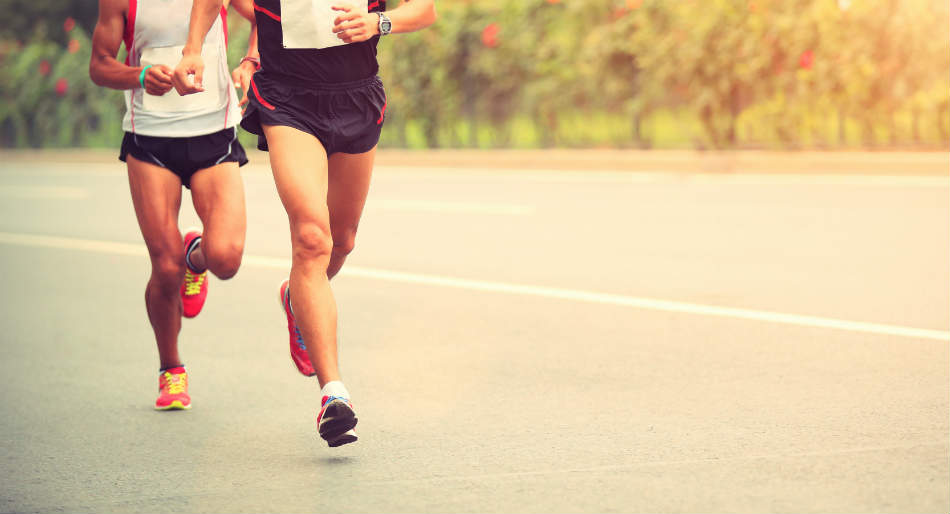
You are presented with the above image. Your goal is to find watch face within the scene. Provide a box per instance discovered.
[381,20,392,33]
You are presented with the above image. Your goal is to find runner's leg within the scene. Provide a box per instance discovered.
[263,124,340,386]
[326,147,376,280]
[127,154,185,369]
[189,162,247,280]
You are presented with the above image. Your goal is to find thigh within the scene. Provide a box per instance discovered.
[263,124,331,226]
[327,146,376,239]
[189,161,247,245]
[127,154,183,259]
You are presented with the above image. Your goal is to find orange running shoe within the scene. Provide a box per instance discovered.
[155,367,191,410]
[279,279,316,377]
[181,229,208,318]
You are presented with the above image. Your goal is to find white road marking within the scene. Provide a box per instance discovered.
[371,199,534,215]
[373,166,950,188]
[0,185,89,199]
[1,231,947,342]
[4,162,948,188]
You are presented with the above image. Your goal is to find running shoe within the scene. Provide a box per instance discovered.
[279,279,316,377]
[317,395,358,446]
[181,229,208,318]
[155,367,191,410]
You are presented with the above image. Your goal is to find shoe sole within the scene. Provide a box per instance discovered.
[326,430,358,448]
[278,280,317,378]
[319,401,358,443]
[155,400,191,411]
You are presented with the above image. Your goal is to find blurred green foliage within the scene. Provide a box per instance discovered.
[2,0,948,149]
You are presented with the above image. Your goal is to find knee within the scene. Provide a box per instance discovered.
[292,222,333,265]
[203,239,244,280]
[151,252,185,291]
[332,230,357,259]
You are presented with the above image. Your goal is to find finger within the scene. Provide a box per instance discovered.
[238,91,248,106]
[331,4,352,12]
[342,29,367,42]
[155,64,174,77]
[193,65,204,90]
[146,84,170,96]
[333,12,360,27]
[174,79,203,96]
[171,69,190,94]
[152,71,174,86]
[334,20,362,33]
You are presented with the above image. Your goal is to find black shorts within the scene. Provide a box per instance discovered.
[241,73,385,156]
[119,127,248,189]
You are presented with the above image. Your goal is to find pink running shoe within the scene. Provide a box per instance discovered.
[279,279,316,377]
[155,367,191,410]
[181,229,208,318]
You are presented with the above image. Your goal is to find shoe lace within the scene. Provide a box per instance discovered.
[323,395,350,407]
[163,372,187,395]
[184,269,205,296]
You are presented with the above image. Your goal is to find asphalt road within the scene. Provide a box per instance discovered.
[1,155,948,513]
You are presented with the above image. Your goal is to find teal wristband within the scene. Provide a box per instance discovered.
[139,65,153,89]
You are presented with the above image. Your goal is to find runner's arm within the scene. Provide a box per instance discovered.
[231,0,260,60]
[333,0,436,44]
[382,0,437,34]
[172,0,224,94]
[89,0,173,94]
[229,0,260,109]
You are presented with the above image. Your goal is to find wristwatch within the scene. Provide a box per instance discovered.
[377,12,392,36]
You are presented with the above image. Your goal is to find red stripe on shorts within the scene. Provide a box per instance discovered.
[254,2,281,21]
[377,101,386,124]
[250,76,276,110]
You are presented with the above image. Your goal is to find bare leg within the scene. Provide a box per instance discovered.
[326,148,376,280]
[127,155,185,370]
[263,124,339,387]
[188,162,247,279]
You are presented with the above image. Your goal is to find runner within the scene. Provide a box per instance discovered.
[89,0,256,410]
[172,0,436,446]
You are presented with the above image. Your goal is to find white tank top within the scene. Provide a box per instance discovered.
[122,0,241,137]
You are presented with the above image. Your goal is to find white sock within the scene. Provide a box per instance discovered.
[321,380,350,399]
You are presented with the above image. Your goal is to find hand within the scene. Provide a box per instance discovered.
[231,60,257,114]
[172,51,205,95]
[143,65,174,96]
[332,6,379,44]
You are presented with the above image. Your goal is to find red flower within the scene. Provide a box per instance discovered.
[63,17,76,33]
[545,0,560,3]
[55,78,68,97]
[481,23,499,48]
[68,39,80,54]
[799,50,814,70]
[39,60,51,76]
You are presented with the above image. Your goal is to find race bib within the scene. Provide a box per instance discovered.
[140,44,223,113]
[281,0,368,49]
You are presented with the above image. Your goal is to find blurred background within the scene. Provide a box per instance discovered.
[0,0,948,151]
